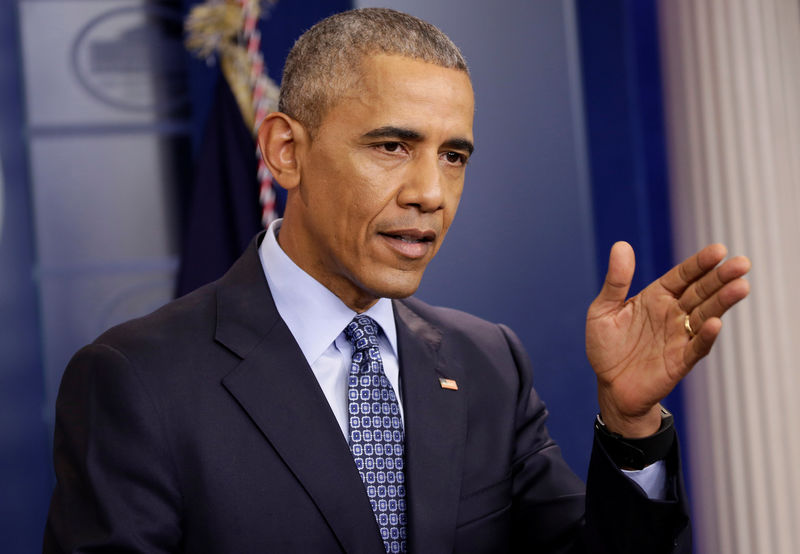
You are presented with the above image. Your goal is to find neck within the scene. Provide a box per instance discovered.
[276,216,380,313]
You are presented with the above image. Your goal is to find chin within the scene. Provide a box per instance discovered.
[365,269,425,300]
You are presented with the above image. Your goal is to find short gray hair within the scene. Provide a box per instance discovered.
[278,8,469,135]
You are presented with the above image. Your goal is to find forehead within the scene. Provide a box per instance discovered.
[319,54,475,139]
[356,54,473,99]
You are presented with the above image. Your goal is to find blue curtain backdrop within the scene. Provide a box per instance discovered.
[575,0,690,495]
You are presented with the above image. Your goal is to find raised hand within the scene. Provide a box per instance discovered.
[586,242,751,437]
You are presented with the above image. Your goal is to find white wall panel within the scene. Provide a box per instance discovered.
[18,0,190,428]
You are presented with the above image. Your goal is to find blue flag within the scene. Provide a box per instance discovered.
[175,76,263,296]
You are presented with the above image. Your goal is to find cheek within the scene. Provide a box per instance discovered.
[349,177,399,228]
[331,157,388,210]
[441,186,464,233]
[340,193,375,232]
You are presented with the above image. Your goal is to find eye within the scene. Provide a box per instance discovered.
[443,151,467,166]
[378,142,402,153]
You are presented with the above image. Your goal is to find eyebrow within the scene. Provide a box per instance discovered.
[363,126,422,142]
[362,126,475,156]
[443,138,475,156]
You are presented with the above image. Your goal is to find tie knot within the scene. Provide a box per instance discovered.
[344,314,380,352]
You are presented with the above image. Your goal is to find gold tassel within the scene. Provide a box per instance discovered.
[185,1,262,129]
[185,4,244,61]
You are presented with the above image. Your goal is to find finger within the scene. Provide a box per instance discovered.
[683,317,723,370]
[687,277,750,333]
[678,255,751,312]
[593,242,635,312]
[660,243,727,297]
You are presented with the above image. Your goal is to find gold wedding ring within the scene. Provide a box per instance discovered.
[684,314,696,338]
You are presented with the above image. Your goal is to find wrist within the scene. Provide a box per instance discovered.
[597,401,663,438]
[594,406,676,470]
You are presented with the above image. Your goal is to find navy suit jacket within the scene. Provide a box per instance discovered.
[44,234,690,553]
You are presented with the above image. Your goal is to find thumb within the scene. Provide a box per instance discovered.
[594,241,635,311]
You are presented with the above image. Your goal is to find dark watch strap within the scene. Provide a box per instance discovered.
[594,407,676,470]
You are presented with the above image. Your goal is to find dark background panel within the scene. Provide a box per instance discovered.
[0,3,50,553]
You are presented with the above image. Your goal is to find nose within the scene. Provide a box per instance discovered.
[397,153,445,213]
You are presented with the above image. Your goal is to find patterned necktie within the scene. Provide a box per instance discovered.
[344,315,407,553]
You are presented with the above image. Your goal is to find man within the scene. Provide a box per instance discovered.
[44,8,751,553]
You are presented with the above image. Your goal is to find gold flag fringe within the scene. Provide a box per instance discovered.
[184,0,280,134]
[185,0,282,226]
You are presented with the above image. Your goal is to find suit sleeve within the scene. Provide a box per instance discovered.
[43,343,183,553]
[498,324,691,554]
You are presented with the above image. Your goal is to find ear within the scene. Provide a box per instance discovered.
[256,112,307,190]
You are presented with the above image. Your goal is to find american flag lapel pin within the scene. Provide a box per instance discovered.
[439,377,458,390]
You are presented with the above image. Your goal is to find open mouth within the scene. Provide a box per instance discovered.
[380,233,434,244]
[378,229,436,259]
[379,228,436,242]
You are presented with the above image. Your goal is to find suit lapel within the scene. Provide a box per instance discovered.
[395,300,467,554]
[215,237,384,553]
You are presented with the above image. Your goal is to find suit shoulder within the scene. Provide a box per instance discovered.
[93,281,218,359]
[397,296,517,345]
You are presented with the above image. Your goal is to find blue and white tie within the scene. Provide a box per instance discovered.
[344,315,407,553]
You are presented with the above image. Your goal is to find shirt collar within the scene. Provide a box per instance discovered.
[258,219,398,366]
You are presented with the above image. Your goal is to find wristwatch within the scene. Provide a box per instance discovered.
[594,406,676,470]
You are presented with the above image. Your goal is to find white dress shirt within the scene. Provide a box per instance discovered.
[257,219,665,499]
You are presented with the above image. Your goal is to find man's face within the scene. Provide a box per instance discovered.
[281,54,475,311]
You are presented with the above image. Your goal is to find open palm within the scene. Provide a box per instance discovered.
[586,242,750,436]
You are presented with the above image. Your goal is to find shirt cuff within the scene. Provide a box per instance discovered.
[622,460,668,500]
